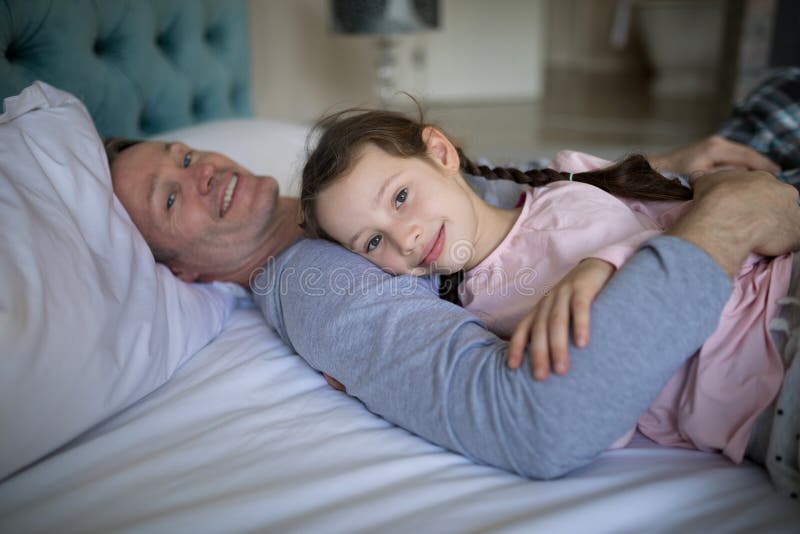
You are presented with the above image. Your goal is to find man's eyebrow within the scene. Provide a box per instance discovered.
[348,172,400,250]
[147,173,158,210]
[147,143,173,210]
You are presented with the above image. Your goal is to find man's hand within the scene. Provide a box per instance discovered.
[649,135,779,174]
[667,170,800,277]
[508,258,615,381]
[323,373,346,392]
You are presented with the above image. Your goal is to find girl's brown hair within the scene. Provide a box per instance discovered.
[300,108,691,303]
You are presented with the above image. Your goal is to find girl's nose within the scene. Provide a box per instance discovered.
[397,223,422,255]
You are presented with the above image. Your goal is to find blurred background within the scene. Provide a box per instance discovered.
[249,0,793,163]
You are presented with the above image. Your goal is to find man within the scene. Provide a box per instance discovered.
[107,127,799,480]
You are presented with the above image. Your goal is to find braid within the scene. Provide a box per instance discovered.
[440,149,693,306]
[297,104,692,307]
[457,148,691,202]
[457,148,564,188]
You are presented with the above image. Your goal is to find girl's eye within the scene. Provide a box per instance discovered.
[182,152,192,168]
[166,192,176,210]
[394,188,408,209]
[366,235,382,253]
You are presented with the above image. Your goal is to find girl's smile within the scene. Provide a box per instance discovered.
[419,224,446,268]
[315,140,480,275]
[314,127,522,277]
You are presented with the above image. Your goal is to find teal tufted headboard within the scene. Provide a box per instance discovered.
[0,0,251,138]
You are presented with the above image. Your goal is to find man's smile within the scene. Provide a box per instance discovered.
[220,173,240,217]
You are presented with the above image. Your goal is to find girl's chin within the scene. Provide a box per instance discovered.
[409,266,428,277]
[410,265,459,277]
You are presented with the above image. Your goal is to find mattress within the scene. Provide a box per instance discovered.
[2,307,797,533]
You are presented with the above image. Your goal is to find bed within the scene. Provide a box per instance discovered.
[1,1,798,532]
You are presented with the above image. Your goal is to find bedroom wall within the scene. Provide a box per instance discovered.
[247,0,750,165]
[248,0,546,122]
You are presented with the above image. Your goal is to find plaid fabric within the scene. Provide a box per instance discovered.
[718,67,800,187]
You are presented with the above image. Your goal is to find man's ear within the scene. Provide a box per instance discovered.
[167,262,200,283]
[422,126,460,172]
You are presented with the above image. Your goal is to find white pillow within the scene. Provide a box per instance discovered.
[0,82,236,479]
[151,118,311,197]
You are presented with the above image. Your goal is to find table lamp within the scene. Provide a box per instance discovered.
[331,0,440,107]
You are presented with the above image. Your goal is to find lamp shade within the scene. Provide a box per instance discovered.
[331,0,439,34]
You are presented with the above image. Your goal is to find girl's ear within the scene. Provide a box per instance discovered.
[422,126,460,172]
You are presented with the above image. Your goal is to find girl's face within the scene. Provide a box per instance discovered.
[315,134,480,276]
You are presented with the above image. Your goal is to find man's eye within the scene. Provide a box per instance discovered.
[166,192,176,210]
[182,152,192,168]
[366,235,381,253]
[394,188,407,209]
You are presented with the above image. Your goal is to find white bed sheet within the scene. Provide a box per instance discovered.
[2,307,798,533]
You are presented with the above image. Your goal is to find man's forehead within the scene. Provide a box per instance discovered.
[111,143,162,217]
[115,142,162,172]
[115,142,180,186]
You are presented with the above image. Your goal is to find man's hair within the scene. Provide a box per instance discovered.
[103,137,179,264]
[104,137,144,165]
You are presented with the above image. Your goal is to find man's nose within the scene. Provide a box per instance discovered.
[189,163,214,195]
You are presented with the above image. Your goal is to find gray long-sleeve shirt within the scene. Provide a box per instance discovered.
[254,177,732,479]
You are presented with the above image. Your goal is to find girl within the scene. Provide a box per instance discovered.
[299,108,798,497]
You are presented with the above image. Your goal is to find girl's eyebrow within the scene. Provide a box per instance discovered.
[373,172,400,207]
[349,172,401,250]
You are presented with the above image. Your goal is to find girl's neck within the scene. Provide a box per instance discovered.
[460,182,522,271]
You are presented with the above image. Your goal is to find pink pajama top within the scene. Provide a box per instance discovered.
[458,150,792,462]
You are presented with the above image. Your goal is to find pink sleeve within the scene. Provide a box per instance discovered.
[588,229,662,269]
[529,182,665,271]
[548,152,664,267]
[550,150,612,173]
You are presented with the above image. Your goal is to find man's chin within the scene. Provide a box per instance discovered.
[245,175,279,217]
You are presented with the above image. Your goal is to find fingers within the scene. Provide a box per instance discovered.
[508,260,613,380]
[652,135,780,174]
[322,373,346,392]
[509,294,568,380]
[547,287,571,376]
[508,313,534,369]
[711,136,780,172]
[570,291,591,348]
[529,295,553,381]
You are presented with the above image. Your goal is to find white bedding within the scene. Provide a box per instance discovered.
[2,307,798,533]
[1,87,797,532]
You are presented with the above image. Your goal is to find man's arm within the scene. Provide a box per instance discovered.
[254,237,729,479]
[254,170,800,479]
[667,169,800,276]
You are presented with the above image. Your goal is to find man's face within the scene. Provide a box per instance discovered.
[110,141,280,281]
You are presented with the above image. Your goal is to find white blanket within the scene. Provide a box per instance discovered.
[2,308,797,533]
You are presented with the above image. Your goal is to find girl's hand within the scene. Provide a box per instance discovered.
[508,258,615,380]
